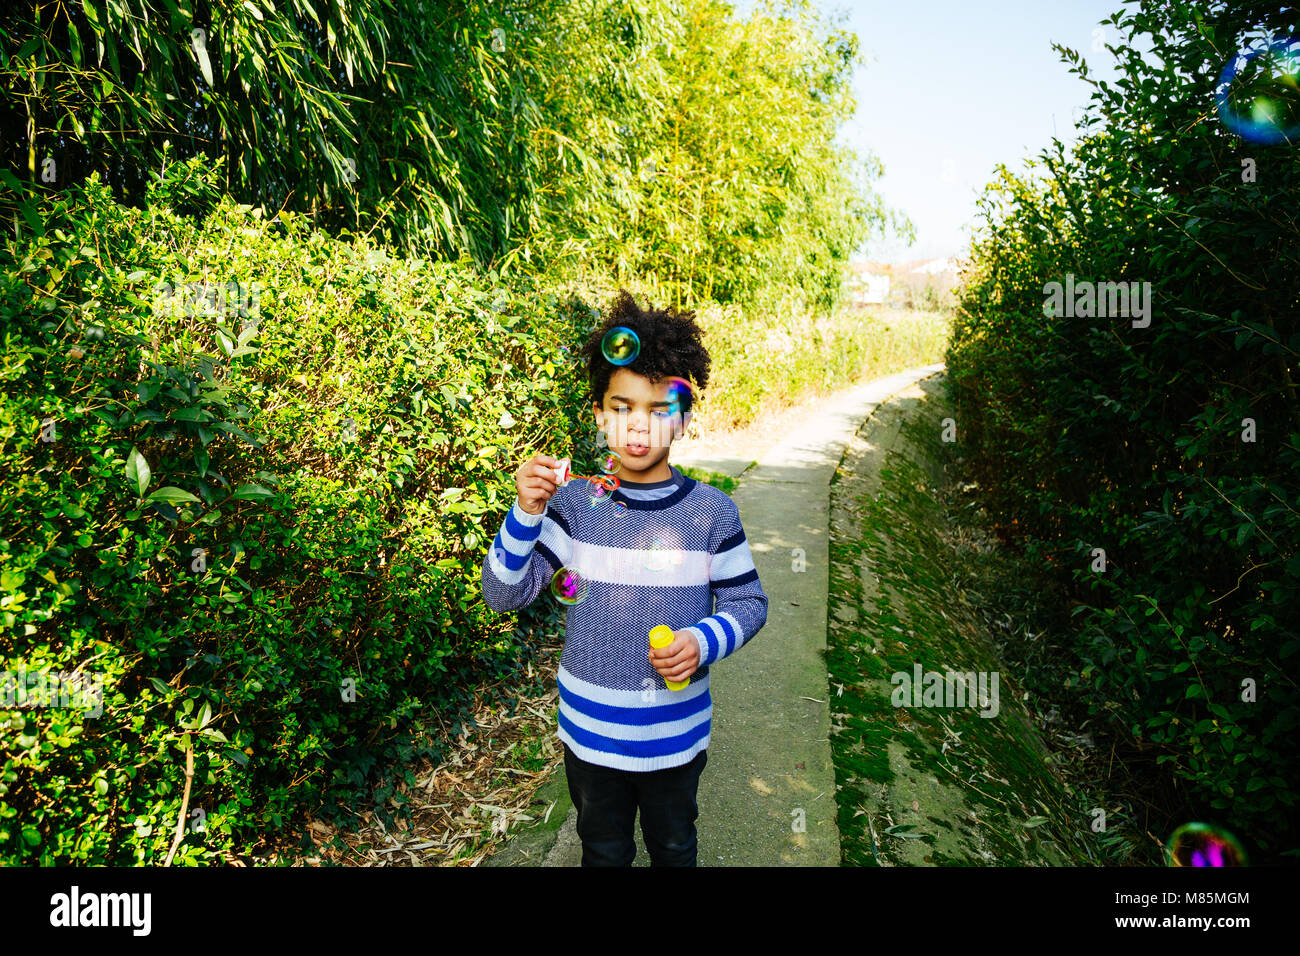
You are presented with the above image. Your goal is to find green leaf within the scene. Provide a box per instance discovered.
[883,823,924,837]
[1022,816,1050,828]
[232,483,275,500]
[147,486,201,504]
[68,20,84,66]
[126,446,151,497]
[195,36,214,87]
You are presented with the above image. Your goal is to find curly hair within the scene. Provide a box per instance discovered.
[578,289,711,414]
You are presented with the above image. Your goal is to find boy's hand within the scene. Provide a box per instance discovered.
[649,629,700,683]
[516,453,559,515]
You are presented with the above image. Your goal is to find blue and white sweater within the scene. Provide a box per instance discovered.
[480,464,768,771]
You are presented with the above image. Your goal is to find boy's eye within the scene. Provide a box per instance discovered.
[613,407,629,415]
[652,410,673,419]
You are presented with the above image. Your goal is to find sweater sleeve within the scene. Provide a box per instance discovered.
[480,495,573,612]
[683,496,768,667]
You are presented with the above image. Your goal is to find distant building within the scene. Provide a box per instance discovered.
[846,255,964,309]
[846,261,891,305]
[908,257,959,276]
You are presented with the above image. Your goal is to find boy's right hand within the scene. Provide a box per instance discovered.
[515,453,559,515]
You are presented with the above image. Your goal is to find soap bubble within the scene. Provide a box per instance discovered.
[588,479,610,507]
[1215,38,1300,145]
[1165,823,1247,867]
[660,376,696,439]
[550,567,589,605]
[600,451,622,474]
[611,500,627,515]
[663,376,695,415]
[644,539,670,572]
[602,327,640,366]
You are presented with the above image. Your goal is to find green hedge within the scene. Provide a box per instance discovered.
[945,0,1299,861]
[0,158,616,864]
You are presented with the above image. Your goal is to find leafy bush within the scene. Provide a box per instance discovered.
[946,0,1299,860]
[0,158,600,864]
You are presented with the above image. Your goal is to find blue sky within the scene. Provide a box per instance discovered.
[731,0,1150,264]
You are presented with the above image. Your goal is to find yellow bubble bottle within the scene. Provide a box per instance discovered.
[649,625,689,691]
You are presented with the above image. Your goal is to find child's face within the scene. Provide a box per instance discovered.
[592,368,691,480]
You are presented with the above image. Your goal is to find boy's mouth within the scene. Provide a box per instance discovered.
[625,441,649,456]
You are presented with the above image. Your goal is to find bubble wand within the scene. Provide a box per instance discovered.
[551,455,622,493]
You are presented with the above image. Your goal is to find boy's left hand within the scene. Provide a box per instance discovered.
[649,629,700,683]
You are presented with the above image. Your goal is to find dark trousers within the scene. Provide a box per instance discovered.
[562,742,708,867]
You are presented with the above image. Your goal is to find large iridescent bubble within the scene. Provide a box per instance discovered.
[1165,823,1247,867]
[1215,38,1300,145]
[550,567,589,605]
[663,376,695,415]
[602,327,640,366]
[660,376,695,439]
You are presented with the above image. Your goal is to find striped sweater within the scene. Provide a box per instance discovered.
[480,464,769,771]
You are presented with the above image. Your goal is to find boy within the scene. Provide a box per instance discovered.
[479,289,769,867]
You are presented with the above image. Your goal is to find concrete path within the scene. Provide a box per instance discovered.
[485,363,947,866]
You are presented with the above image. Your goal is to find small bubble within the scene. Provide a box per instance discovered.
[1166,823,1247,866]
[644,539,670,572]
[600,451,622,474]
[1215,38,1300,145]
[662,376,695,414]
[602,327,640,366]
[550,567,589,605]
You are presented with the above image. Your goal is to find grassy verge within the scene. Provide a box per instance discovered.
[677,466,740,496]
[828,375,1096,866]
